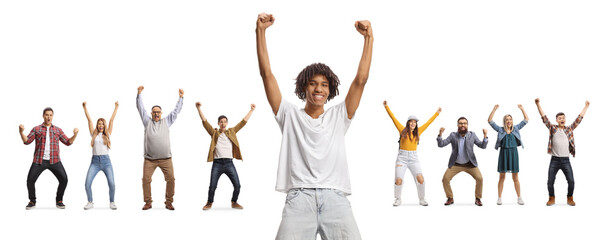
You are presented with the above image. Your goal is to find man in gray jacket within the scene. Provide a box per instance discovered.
[136,86,183,210]
[437,117,488,206]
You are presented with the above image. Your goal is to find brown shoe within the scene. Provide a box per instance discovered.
[475,198,483,206]
[165,202,175,211]
[202,202,213,211]
[546,196,555,206]
[142,202,152,210]
[231,201,243,209]
[444,197,454,206]
[567,196,576,206]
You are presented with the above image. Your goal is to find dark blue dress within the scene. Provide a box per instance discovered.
[498,133,519,173]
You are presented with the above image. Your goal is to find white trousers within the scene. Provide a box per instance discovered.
[276,188,361,240]
[394,150,425,200]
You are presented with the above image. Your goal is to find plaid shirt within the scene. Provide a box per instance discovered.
[25,124,72,164]
[542,115,583,157]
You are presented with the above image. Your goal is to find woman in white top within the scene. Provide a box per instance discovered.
[82,101,118,210]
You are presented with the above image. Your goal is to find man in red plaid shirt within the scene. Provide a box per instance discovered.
[535,98,590,207]
[19,107,79,210]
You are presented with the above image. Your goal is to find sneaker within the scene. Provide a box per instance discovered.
[419,199,428,206]
[393,198,401,207]
[110,202,117,210]
[497,198,502,205]
[84,202,94,210]
[26,202,36,210]
[517,197,525,205]
[231,201,244,209]
[56,201,66,209]
[202,202,213,211]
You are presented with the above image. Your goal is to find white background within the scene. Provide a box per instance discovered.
[1,0,606,239]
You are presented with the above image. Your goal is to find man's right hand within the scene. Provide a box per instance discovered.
[138,86,144,94]
[439,127,445,136]
[257,13,274,30]
[196,102,202,108]
[535,98,540,105]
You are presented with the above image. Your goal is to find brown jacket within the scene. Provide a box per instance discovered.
[203,119,247,162]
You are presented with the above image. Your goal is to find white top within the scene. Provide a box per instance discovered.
[274,99,353,195]
[92,133,110,156]
[43,127,51,160]
[214,132,233,159]
[551,128,570,157]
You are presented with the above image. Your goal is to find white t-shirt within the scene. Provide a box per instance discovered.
[92,133,110,156]
[551,128,570,157]
[274,99,353,195]
[214,132,234,159]
[43,127,51,160]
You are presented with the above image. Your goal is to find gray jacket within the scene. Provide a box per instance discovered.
[437,131,488,168]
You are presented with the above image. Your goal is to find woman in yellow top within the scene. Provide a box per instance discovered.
[384,100,441,206]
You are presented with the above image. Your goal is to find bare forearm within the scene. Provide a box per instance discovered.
[354,36,374,85]
[256,28,281,114]
[243,110,254,122]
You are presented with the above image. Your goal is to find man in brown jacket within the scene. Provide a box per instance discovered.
[196,102,255,210]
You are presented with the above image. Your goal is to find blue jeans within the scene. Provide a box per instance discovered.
[208,158,240,203]
[547,156,575,197]
[85,155,116,202]
[276,188,361,240]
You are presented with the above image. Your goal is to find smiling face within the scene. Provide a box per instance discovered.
[504,115,513,129]
[457,118,468,135]
[151,106,162,122]
[305,74,329,107]
[97,119,105,132]
[408,119,417,131]
[556,114,566,128]
[43,110,53,126]
[218,117,228,132]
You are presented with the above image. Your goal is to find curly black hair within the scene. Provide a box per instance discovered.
[294,63,340,102]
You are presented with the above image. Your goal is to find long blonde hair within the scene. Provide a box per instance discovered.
[91,118,111,149]
[503,114,513,133]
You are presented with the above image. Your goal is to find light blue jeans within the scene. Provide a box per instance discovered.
[84,155,116,202]
[276,188,361,240]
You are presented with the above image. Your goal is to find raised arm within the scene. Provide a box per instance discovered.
[488,104,498,123]
[233,104,256,133]
[165,89,184,127]
[243,104,256,122]
[82,102,95,136]
[383,101,404,132]
[579,101,590,117]
[136,86,151,126]
[256,13,282,115]
[107,101,119,135]
[518,104,529,122]
[345,20,374,119]
[534,98,546,118]
[418,107,441,134]
[195,102,207,122]
[19,125,33,144]
[437,127,451,147]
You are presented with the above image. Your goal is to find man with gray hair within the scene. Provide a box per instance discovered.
[136,86,183,210]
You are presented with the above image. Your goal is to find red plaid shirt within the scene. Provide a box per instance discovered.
[25,124,72,164]
[542,115,583,157]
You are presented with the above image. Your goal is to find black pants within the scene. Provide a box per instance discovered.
[27,160,68,203]
[208,158,241,203]
[548,156,575,197]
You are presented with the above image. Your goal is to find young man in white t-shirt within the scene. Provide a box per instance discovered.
[256,13,373,239]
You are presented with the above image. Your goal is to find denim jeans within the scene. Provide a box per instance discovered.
[208,158,241,203]
[276,188,361,240]
[27,160,68,203]
[85,155,116,202]
[548,156,575,197]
